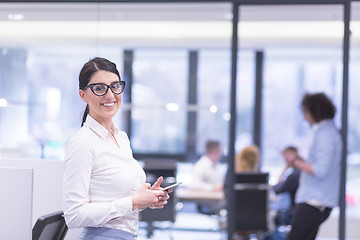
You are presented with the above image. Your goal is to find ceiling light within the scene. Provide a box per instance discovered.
[223,112,231,121]
[223,13,233,20]
[209,105,218,113]
[8,14,24,21]
[0,98,8,107]
[166,103,180,112]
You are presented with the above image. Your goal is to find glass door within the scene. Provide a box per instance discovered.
[231,3,346,240]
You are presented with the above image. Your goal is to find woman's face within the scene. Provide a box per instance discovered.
[302,107,315,125]
[79,70,122,123]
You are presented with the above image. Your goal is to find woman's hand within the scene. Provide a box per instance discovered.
[132,176,171,210]
[149,176,171,209]
[132,183,162,210]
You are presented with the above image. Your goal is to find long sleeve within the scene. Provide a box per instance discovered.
[311,127,341,179]
[63,115,146,234]
[273,169,300,195]
[63,136,134,229]
[295,120,342,207]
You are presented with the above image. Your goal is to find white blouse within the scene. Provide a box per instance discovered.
[63,115,146,235]
[191,155,224,191]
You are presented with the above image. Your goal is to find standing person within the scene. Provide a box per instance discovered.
[286,93,342,240]
[63,57,170,240]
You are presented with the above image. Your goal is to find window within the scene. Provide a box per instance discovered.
[131,50,188,154]
[197,50,231,155]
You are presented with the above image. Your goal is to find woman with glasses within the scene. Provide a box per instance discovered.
[63,57,170,240]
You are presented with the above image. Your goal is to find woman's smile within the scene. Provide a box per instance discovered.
[102,101,117,108]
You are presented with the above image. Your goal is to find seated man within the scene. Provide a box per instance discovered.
[271,146,301,226]
[266,146,301,240]
[190,140,225,214]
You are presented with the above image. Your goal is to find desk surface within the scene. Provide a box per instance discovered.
[176,188,225,202]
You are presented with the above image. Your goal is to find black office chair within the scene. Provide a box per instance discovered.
[32,211,68,240]
[140,159,178,238]
[233,173,270,239]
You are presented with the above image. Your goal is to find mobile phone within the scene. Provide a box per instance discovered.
[162,182,182,191]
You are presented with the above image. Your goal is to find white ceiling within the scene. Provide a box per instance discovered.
[0,3,356,21]
[0,2,359,48]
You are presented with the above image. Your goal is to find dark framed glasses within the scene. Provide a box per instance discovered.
[84,81,125,96]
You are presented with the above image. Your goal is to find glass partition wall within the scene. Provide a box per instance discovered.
[228,2,354,240]
[0,3,126,158]
[237,4,344,181]
[0,2,233,159]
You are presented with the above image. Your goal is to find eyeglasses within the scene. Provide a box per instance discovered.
[84,81,125,96]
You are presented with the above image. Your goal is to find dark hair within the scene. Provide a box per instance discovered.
[301,93,336,123]
[79,57,121,126]
[283,146,298,153]
[206,141,220,154]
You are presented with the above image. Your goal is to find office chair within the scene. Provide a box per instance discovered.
[233,173,270,239]
[140,159,178,238]
[32,211,68,240]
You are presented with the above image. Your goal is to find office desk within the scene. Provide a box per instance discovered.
[138,187,227,235]
[176,188,225,203]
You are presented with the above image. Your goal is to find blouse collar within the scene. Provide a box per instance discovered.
[84,114,119,138]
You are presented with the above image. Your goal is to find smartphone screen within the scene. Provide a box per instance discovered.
[162,182,182,191]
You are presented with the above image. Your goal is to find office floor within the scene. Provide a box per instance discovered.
[138,215,226,239]
[137,202,225,240]
[137,203,352,240]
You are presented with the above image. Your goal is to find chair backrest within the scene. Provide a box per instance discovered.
[140,159,177,222]
[234,172,269,232]
[32,211,68,240]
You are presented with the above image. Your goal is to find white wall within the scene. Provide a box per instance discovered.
[0,158,81,240]
[0,168,33,240]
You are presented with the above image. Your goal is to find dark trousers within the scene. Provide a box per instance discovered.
[286,203,332,240]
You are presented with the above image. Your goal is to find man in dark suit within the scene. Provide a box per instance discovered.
[272,146,301,226]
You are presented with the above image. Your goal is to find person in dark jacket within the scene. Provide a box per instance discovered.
[272,146,301,226]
